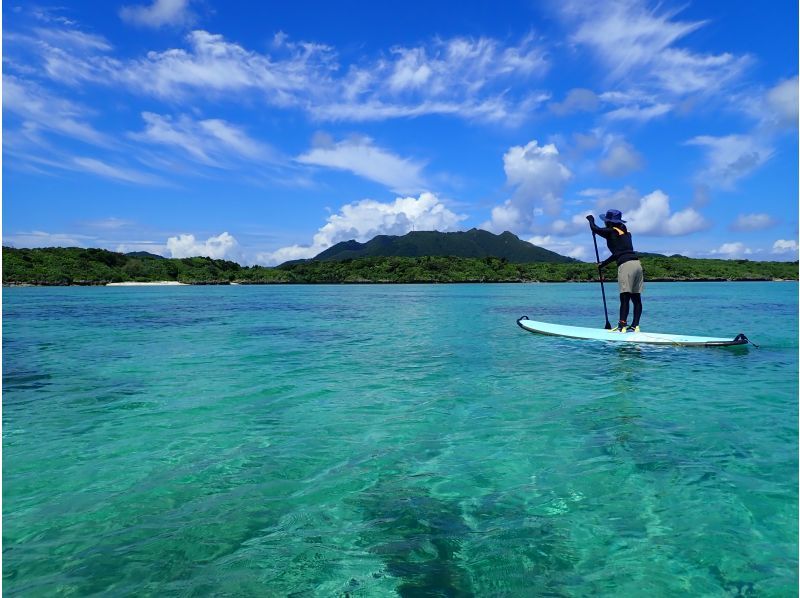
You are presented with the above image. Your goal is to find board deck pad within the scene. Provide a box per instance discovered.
[516,316,749,347]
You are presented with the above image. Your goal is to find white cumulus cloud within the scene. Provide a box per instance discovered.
[166,231,239,259]
[549,88,599,115]
[772,239,798,255]
[539,188,707,240]
[528,235,589,260]
[711,242,752,257]
[120,0,194,28]
[549,214,589,237]
[592,185,642,212]
[620,190,709,236]
[765,76,799,129]
[485,140,572,232]
[296,135,426,193]
[115,242,168,255]
[598,138,644,177]
[258,192,465,265]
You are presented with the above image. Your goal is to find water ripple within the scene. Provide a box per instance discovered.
[3,283,797,595]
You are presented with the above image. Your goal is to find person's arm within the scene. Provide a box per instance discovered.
[586,215,613,269]
[586,215,610,238]
[598,255,615,269]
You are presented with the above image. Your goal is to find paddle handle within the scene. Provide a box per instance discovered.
[590,228,612,329]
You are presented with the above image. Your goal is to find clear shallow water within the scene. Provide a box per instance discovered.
[3,282,797,596]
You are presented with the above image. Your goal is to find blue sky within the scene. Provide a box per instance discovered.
[3,0,798,264]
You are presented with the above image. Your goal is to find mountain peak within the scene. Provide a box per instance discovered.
[307,229,575,264]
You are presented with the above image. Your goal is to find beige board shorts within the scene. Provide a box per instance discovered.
[618,259,644,294]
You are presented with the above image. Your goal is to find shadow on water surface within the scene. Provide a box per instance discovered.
[354,474,581,597]
[2,370,52,392]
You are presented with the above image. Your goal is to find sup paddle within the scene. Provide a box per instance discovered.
[588,217,612,330]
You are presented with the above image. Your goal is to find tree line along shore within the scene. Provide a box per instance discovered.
[2,247,797,285]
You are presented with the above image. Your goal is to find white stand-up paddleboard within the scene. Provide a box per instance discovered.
[516,316,751,347]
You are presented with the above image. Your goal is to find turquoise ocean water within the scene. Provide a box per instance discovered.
[3,282,798,596]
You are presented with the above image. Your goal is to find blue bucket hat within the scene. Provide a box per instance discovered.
[598,209,626,224]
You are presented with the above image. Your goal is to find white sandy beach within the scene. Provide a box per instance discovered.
[106,281,188,286]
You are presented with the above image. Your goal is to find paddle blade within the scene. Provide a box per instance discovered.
[604,321,612,330]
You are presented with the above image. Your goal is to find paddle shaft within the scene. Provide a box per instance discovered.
[591,230,612,329]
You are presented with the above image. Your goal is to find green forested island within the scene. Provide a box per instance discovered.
[3,247,797,285]
[308,229,577,263]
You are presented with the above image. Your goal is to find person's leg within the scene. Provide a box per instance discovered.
[618,292,631,329]
[630,293,642,328]
[628,261,644,330]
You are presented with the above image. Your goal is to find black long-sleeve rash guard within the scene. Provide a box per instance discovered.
[589,221,638,269]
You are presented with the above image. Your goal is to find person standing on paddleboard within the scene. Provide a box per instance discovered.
[586,210,644,332]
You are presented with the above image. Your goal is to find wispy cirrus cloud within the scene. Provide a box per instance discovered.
[686,134,774,190]
[307,94,551,125]
[10,19,549,125]
[296,134,427,194]
[730,213,777,231]
[7,149,167,186]
[71,157,166,185]
[563,0,751,93]
[32,26,112,51]
[557,0,752,119]
[117,31,337,104]
[129,112,277,166]
[684,76,795,192]
[596,90,673,123]
[2,76,165,186]
[338,34,550,123]
[603,102,672,123]
[382,35,547,93]
[3,75,110,146]
[82,217,137,230]
[3,230,95,248]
